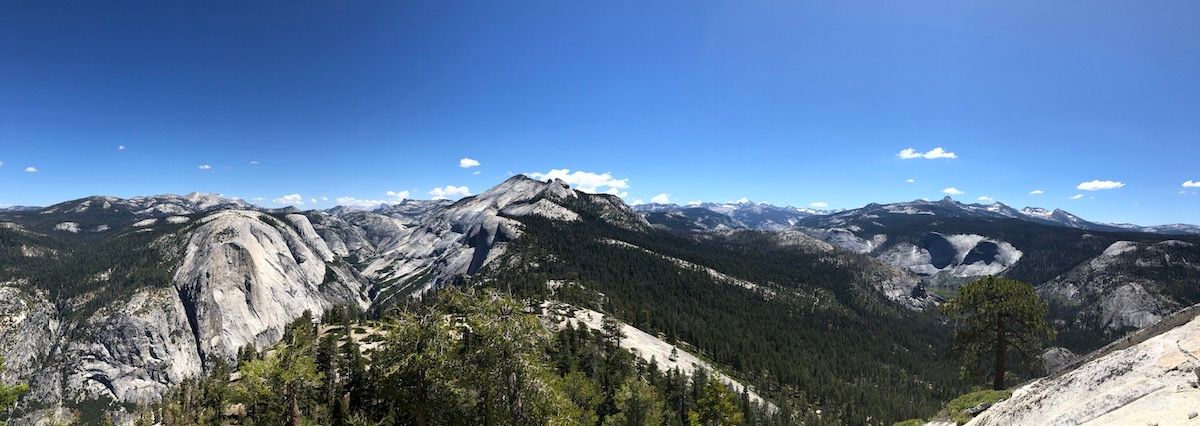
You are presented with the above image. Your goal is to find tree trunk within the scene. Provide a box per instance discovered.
[415,373,428,426]
[290,385,302,426]
[182,385,193,426]
[993,316,1007,390]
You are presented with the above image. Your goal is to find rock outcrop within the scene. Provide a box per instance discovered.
[1040,240,1200,332]
[967,305,1200,425]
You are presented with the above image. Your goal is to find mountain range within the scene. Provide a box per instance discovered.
[638,196,1200,235]
[2,176,1199,424]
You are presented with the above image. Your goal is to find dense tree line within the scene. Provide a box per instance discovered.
[484,207,968,424]
[0,221,186,322]
[137,289,761,425]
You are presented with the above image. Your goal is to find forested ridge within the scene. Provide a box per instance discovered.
[479,204,968,424]
[133,289,775,425]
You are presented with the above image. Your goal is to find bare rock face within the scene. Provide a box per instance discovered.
[0,285,62,404]
[1040,240,1200,332]
[967,309,1200,425]
[174,210,368,362]
[362,176,628,303]
[64,287,202,403]
[3,208,373,410]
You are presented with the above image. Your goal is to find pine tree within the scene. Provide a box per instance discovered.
[604,377,665,426]
[941,276,1056,389]
[689,378,744,426]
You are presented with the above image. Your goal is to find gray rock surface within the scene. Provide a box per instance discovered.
[968,308,1200,425]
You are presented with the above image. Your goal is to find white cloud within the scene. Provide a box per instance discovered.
[527,169,629,197]
[335,197,384,208]
[1030,189,1045,195]
[905,178,915,183]
[117,145,126,151]
[1070,194,1084,200]
[24,166,37,173]
[734,197,750,204]
[459,158,481,168]
[337,190,413,209]
[309,198,318,203]
[687,200,702,206]
[898,147,957,160]
[430,185,471,200]
[1076,180,1125,191]
[252,197,265,202]
[472,171,481,175]
[274,194,303,205]
[650,193,671,204]
[977,195,993,202]
[943,187,964,195]
[249,160,260,165]
[1183,180,1200,188]
[321,196,328,201]
[631,199,645,206]
[198,164,212,170]
[809,201,829,208]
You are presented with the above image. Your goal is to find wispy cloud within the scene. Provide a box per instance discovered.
[1070,194,1084,200]
[335,197,380,208]
[943,187,964,195]
[898,147,957,160]
[273,194,303,205]
[24,166,38,173]
[650,193,671,204]
[809,201,829,208]
[430,185,471,200]
[337,190,413,208]
[117,145,126,151]
[977,195,993,202]
[198,164,212,170]
[527,169,629,197]
[1030,189,1045,195]
[905,178,915,183]
[459,158,481,168]
[1076,180,1124,191]
[249,160,260,165]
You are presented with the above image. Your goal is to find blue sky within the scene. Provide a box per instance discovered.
[1,1,1197,224]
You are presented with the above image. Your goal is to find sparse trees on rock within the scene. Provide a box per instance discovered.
[0,355,30,426]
